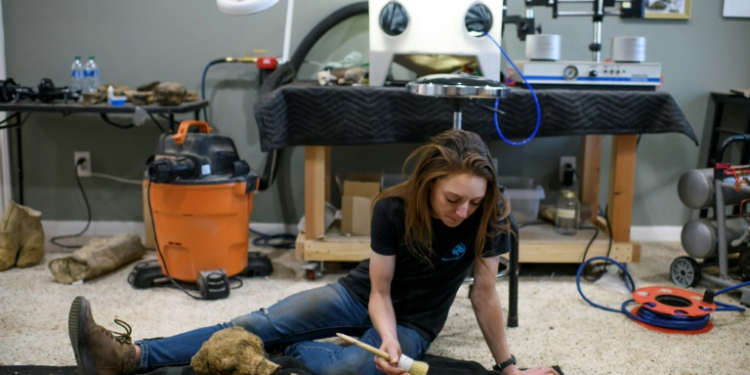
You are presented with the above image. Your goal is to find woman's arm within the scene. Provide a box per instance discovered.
[369,250,406,375]
[472,256,559,375]
[471,255,520,375]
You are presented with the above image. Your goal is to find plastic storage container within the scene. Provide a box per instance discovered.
[497,176,545,224]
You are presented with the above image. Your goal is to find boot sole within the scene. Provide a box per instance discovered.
[69,296,99,375]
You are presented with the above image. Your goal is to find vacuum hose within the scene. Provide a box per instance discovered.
[254,1,369,191]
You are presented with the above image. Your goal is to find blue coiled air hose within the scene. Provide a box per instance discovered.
[577,256,748,331]
[483,32,541,146]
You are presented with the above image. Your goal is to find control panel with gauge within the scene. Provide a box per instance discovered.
[513,61,662,90]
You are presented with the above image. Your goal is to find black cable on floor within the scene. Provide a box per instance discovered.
[579,205,616,282]
[147,180,204,300]
[50,159,91,249]
[250,228,296,249]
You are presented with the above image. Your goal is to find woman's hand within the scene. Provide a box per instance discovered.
[373,338,408,375]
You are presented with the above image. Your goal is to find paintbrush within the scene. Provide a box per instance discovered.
[336,333,429,375]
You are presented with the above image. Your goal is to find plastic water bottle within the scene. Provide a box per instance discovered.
[84,56,100,93]
[71,56,84,93]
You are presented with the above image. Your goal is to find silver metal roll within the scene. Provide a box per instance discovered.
[681,217,746,259]
[526,34,561,61]
[677,169,750,209]
[612,36,646,63]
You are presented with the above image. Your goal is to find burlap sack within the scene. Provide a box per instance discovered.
[48,233,146,284]
[0,201,44,271]
[191,326,280,375]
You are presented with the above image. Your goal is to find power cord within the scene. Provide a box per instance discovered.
[582,205,615,282]
[50,158,91,249]
[147,180,205,300]
[91,173,142,185]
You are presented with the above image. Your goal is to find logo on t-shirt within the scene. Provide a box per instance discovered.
[441,242,466,261]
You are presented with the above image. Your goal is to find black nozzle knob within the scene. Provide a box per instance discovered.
[465,3,493,36]
[380,2,408,36]
[148,158,195,183]
[702,289,715,304]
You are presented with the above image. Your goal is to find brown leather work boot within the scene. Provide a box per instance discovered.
[68,296,139,375]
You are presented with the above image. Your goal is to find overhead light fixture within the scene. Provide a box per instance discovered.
[216,0,294,64]
[216,0,279,16]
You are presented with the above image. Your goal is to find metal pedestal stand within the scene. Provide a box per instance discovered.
[406,74,510,129]
[405,74,519,327]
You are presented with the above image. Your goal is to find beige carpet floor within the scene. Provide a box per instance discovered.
[0,239,748,374]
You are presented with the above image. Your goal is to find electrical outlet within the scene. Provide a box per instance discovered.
[74,151,92,177]
[559,156,576,183]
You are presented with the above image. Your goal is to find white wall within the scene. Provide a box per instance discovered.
[0,0,11,214]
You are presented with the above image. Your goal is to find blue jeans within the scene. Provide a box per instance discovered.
[136,282,430,375]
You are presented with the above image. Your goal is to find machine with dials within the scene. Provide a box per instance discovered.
[508,0,662,90]
[515,60,661,90]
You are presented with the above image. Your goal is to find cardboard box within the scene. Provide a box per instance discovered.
[340,173,381,236]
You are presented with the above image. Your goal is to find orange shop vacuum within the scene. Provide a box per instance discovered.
[129,120,272,300]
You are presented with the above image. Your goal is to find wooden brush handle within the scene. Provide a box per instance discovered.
[336,333,391,360]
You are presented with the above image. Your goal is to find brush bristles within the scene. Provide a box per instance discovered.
[408,360,429,375]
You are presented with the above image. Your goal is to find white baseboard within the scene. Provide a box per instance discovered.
[42,221,678,242]
[42,221,298,238]
[630,226,682,242]
[42,220,147,238]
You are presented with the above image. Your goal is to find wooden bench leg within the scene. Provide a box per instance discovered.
[607,135,639,261]
[580,135,602,224]
[305,146,327,241]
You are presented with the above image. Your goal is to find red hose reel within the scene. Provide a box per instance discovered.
[631,286,717,334]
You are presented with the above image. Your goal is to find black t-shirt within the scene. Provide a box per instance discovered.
[338,197,510,342]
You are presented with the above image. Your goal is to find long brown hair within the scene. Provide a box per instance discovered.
[375,129,511,264]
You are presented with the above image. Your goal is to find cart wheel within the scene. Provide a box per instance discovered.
[670,256,702,288]
[305,269,318,281]
[303,262,323,281]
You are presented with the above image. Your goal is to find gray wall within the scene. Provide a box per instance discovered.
[2,0,749,227]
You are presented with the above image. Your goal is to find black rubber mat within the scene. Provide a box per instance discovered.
[0,366,77,375]
[0,359,563,375]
